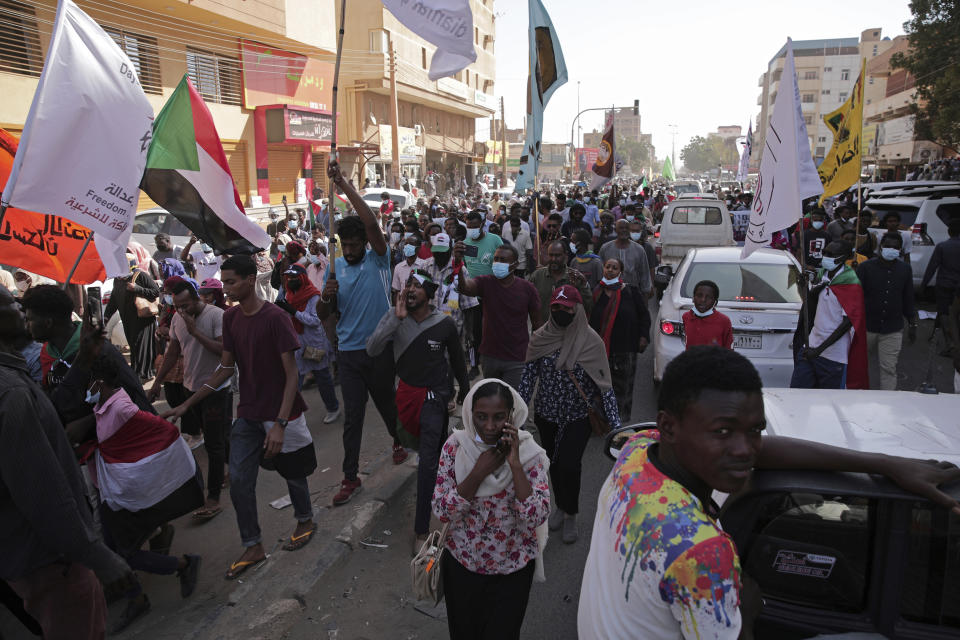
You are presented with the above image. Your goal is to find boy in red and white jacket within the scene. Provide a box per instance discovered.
[682,280,733,349]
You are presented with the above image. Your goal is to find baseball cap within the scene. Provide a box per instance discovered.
[199,278,222,290]
[550,284,582,309]
[431,232,451,252]
[283,263,307,277]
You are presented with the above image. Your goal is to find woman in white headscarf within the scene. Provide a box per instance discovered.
[431,379,550,640]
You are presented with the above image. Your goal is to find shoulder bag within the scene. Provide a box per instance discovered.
[410,521,450,605]
[132,272,160,318]
[567,370,610,437]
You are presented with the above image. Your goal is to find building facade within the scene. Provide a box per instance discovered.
[753,29,893,170]
[1,0,340,209]
[862,36,952,180]
[332,0,496,194]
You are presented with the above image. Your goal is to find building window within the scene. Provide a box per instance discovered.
[804,115,813,125]
[421,47,427,70]
[818,136,827,142]
[0,0,43,77]
[369,29,387,54]
[474,27,479,45]
[483,34,492,52]
[186,47,241,106]
[869,76,874,85]
[815,146,825,156]
[802,93,815,103]
[103,26,161,94]
[841,69,850,81]
[872,45,878,55]
[821,89,831,95]
[465,69,469,84]
[839,91,848,102]
[803,70,818,80]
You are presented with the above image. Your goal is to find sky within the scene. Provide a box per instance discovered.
[491,0,913,166]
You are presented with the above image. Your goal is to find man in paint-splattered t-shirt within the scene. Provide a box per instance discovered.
[578,346,960,639]
[578,428,742,640]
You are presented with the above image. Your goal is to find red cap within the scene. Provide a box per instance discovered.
[550,284,582,309]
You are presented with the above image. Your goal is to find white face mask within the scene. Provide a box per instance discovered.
[473,432,495,449]
[390,232,401,243]
[880,247,900,261]
[466,227,481,240]
[601,276,620,286]
[569,242,579,255]
[15,280,29,292]
[163,294,173,305]
[692,306,715,318]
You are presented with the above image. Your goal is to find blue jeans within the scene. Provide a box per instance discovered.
[229,418,314,547]
[297,367,340,413]
[790,351,847,389]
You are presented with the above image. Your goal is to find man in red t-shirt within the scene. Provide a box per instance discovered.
[682,280,733,349]
[163,255,316,580]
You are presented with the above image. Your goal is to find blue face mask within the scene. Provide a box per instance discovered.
[812,220,825,230]
[601,276,620,286]
[307,254,320,265]
[630,232,642,241]
[821,256,839,271]
[163,294,173,305]
[287,221,298,230]
[84,381,101,406]
[403,244,417,258]
[491,262,512,279]
[466,227,481,240]
[881,247,900,261]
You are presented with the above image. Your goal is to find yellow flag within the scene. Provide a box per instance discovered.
[817,59,865,203]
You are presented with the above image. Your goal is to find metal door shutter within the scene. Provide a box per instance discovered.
[223,141,249,207]
[268,145,302,205]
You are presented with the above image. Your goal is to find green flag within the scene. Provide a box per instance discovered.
[641,176,649,189]
[662,156,676,181]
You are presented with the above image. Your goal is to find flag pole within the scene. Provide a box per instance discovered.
[327,0,346,281]
[62,231,94,288]
[0,203,8,230]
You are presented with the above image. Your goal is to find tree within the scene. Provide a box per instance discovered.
[616,134,651,174]
[891,0,960,149]
[680,135,722,172]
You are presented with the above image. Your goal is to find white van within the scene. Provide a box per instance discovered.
[655,197,735,268]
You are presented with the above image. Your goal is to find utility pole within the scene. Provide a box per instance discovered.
[388,36,401,189]
[668,124,679,175]
[500,96,508,189]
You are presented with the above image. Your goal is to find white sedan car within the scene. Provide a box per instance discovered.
[653,247,802,386]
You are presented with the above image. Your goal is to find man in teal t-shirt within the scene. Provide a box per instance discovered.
[463,211,503,277]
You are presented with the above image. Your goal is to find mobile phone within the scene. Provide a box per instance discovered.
[86,286,103,330]
[495,409,514,454]
[464,244,479,258]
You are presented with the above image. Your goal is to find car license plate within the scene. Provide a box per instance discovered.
[733,333,762,349]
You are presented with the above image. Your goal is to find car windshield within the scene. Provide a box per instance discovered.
[671,206,723,225]
[681,262,802,303]
[674,184,700,194]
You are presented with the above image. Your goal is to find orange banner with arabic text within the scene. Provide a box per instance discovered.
[1,128,106,284]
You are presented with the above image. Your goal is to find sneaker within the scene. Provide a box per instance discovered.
[177,554,202,598]
[322,408,341,424]
[392,442,408,465]
[562,514,578,544]
[548,508,564,532]
[332,477,362,506]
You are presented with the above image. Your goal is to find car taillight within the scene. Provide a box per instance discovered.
[912,223,934,246]
[660,320,683,337]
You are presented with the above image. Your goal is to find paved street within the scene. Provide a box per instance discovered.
[1,302,955,640]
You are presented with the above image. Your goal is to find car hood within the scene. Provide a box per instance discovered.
[762,388,960,466]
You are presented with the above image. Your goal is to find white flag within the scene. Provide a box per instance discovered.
[742,39,823,259]
[1,0,154,276]
[381,0,476,81]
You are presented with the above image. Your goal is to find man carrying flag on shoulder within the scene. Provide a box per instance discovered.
[791,240,868,389]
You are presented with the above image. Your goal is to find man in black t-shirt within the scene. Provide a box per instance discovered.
[796,209,831,268]
[367,271,469,551]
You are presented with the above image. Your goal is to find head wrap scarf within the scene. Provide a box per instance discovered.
[525,302,613,392]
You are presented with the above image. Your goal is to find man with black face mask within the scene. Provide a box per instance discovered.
[366,271,469,553]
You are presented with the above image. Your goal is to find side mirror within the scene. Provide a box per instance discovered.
[603,422,657,461]
[654,264,674,286]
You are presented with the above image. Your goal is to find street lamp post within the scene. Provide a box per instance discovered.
[569,104,636,179]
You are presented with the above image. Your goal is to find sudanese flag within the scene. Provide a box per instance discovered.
[829,266,869,390]
[140,76,269,255]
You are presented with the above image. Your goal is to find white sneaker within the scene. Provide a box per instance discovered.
[323,408,341,424]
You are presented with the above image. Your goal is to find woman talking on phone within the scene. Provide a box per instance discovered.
[431,379,550,640]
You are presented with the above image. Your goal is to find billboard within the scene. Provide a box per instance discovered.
[240,39,334,111]
[576,147,599,173]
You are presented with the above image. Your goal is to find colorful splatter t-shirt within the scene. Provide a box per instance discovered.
[578,430,742,639]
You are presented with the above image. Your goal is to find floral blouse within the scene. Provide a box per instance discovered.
[432,436,550,575]
[518,349,621,429]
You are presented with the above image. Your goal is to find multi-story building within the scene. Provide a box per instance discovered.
[603,107,643,144]
[862,35,951,180]
[753,29,893,170]
[716,125,742,141]
[333,0,496,192]
[1,0,343,209]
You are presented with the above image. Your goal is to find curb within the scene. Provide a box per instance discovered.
[180,451,418,639]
